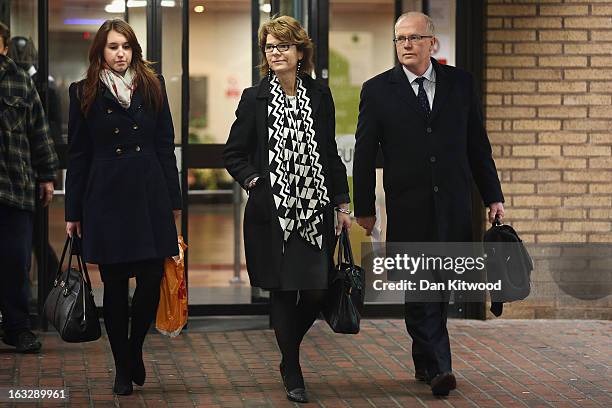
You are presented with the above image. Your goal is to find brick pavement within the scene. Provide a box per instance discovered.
[1,319,610,407]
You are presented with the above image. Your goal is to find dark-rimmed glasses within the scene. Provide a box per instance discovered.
[264,43,295,53]
[393,35,434,45]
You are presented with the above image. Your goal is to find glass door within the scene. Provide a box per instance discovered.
[168,0,274,314]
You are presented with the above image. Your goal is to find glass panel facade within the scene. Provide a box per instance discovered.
[13,0,459,315]
[186,1,254,304]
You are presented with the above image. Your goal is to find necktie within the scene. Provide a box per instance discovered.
[414,77,431,117]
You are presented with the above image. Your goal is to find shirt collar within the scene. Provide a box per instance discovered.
[402,62,435,85]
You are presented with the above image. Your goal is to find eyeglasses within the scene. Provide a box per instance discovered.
[393,35,434,45]
[264,43,295,53]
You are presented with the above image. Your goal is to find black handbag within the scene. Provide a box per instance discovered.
[43,236,101,342]
[323,229,365,334]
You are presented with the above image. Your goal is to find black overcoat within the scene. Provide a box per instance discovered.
[65,76,181,264]
[223,76,350,290]
[354,59,504,243]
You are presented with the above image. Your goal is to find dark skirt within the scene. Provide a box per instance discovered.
[98,258,164,283]
[278,233,330,291]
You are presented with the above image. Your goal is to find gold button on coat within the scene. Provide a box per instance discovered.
[107,108,113,114]
[115,148,123,155]
[132,124,139,130]
[114,128,120,134]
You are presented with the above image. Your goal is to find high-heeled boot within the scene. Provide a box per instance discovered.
[129,261,163,386]
[103,279,132,395]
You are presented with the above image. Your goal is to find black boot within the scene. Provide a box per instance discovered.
[129,259,164,386]
[102,278,132,396]
[129,339,146,386]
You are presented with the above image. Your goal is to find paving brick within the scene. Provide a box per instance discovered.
[1,320,611,406]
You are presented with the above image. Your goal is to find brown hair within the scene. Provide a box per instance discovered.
[0,22,9,50]
[258,15,314,77]
[80,19,162,115]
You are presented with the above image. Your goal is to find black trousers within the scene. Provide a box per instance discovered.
[98,259,164,375]
[0,204,34,336]
[404,300,452,377]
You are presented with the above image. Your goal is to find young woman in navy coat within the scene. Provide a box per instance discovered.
[65,19,181,395]
[224,16,351,403]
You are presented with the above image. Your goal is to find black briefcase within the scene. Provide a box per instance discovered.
[323,229,365,334]
[43,236,101,343]
[483,217,533,311]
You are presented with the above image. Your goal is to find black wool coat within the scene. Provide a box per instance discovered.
[65,76,181,264]
[354,59,504,243]
[223,76,350,290]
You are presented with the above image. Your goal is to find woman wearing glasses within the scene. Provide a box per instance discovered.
[224,15,351,403]
[65,19,181,395]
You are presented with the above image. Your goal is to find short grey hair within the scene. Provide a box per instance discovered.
[395,11,435,36]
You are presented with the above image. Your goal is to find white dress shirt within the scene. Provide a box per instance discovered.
[403,63,436,110]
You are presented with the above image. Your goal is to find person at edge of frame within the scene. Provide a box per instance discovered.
[65,19,182,396]
[0,21,58,354]
[8,35,62,294]
[223,15,352,404]
[353,11,505,397]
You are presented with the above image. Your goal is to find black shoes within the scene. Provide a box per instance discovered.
[430,371,456,396]
[279,362,309,403]
[2,330,42,353]
[131,353,146,386]
[113,365,133,395]
[113,376,133,395]
[130,342,146,386]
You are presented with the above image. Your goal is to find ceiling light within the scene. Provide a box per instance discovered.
[105,0,125,13]
[65,18,106,25]
[161,0,175,6]
[127,1,147,7]
[260,4,271,13]
[194,5,204,13]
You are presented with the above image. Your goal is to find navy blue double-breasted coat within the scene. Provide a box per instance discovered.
[65,76,181,265]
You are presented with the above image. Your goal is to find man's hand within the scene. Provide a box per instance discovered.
[356,216,376,236]
[66,221,82,238]
[173,209,182,220]
[488,202,505,224]
[39,181,54,207]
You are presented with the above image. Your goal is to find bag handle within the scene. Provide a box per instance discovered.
[59,237,77,295]
[493,215,503,226]
[53,236,71,288]
[336,229,346,269]
[341,228,355,266]
[75,245,93,293]
[56,237,93,296]
[335,228,355,267]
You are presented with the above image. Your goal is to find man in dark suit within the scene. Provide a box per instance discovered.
[353,12,505,396]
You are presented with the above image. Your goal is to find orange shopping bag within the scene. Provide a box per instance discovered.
[156,235,188,337]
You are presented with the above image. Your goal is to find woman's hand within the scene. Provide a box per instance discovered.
[335,204,352,235]
[66,221,81,238]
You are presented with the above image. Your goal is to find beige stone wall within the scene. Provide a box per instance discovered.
[484,1,612,319]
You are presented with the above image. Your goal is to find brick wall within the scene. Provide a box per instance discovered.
[484,1,612,319]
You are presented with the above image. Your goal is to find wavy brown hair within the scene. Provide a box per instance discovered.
[80,19,162,115]
[258,15,314,77]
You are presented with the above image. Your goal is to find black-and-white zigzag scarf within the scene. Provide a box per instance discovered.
[267,74,330,250]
